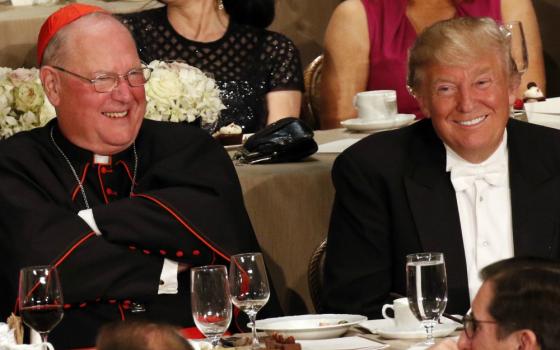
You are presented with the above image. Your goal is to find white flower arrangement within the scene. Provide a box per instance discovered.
[0,67,56,139]
[144,60,225,125]
[0,60,224,139]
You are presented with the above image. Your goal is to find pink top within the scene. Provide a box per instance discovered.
[362,0,502,118]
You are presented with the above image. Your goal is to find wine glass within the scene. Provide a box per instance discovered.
[406,252,448,347]
[501,21,528,74]
[191,265,232,349]
[18,266,64,349]
[229,253,270,349]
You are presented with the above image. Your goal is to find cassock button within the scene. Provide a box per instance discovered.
[192,250,200,256]
[106,188,113,195]
[129,246,137,251]
[143,249,151,255]
[176,250,184,257]
[159,250,167,256]
[109,299,117,304]
[79,302,87,308]
[63,304,72,309]
[101,167,107,174]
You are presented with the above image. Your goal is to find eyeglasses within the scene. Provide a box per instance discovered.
[52,66,152,93]
[463,312,498,339]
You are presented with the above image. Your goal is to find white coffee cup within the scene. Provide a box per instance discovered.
[381,297,422,329]
[353,90,397,120]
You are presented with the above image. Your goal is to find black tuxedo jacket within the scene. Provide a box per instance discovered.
[324,119,560,318]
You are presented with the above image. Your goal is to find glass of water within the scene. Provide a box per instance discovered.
[406,252,448,346]
[191,265,232,349]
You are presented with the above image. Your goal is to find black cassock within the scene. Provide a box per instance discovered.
[0,119,276,348]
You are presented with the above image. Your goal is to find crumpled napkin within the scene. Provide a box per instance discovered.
[0,323,53,350]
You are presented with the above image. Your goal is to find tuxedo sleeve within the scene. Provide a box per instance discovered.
[323,151,393,318]
[0,155,164,308]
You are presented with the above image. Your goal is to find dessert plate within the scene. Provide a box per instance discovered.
[341,114,415,132]
[255,314,367,340]
[360,319,459,339]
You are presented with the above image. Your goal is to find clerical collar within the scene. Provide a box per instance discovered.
[445,131,508,172]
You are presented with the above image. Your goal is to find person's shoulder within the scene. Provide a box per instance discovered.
[0,126,49,164]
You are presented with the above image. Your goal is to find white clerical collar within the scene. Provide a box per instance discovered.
[445,130,508,172]
[93,154,111,165]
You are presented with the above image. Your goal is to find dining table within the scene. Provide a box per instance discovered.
[230,128,375,315]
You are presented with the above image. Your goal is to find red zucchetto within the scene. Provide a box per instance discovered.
[37,3,108,66]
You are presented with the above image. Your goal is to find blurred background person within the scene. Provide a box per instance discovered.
[429,257,560,350]
[97,321,194,350]
[120,0,303,133]
[320,0,545,129]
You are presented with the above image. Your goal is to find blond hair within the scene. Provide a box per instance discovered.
[407,17,517,95]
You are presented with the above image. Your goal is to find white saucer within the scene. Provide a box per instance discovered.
[341,114,415,132]
[360,319,459,339]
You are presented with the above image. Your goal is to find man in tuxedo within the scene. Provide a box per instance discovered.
[323,17,560,318]
[430,257,560,350]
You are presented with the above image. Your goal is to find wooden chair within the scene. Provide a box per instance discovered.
[301,54,324,130]
[307,238,327,313]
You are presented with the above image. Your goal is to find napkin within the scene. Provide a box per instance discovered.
[298,336,387,350]
[317,139,361,153]
[0,323,53,350]
[524,97,560,129]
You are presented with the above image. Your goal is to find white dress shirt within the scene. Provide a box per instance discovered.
[445,132,514,301]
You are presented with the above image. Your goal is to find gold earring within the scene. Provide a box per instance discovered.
[217,0,224,10]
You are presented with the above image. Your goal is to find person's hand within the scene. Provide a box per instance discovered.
[178,263,189,273]
[428,339,459,350]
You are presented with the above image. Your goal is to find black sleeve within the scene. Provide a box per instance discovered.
[323,151,393,318]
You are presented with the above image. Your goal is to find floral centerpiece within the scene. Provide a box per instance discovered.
[0,60,225,139]
[0,67,56,139]
[144,60,225,127]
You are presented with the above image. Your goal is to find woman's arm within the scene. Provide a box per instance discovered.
[320,0,370,129]
[266,90,303,124]
[501,0,546,96]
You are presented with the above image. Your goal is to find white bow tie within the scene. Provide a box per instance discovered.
[450,163,507,192]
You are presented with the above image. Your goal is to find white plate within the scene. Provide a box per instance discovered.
[341,114,415,132]
[222,133,253,150]
[360,319,459,339]
[255,314,368,340]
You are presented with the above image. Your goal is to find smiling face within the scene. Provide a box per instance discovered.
[415,54,516,163]
[43,15,146,155]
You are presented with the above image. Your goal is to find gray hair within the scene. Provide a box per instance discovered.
[41,12,133,66]
[407,17,517,95]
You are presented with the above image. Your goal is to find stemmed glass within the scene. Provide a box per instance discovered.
[229,253,270,349]
[18,265,64,349]
[501,21,529,75]
[191,265,232,349]
[406,252,448,347]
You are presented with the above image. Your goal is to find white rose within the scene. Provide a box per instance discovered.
[13,81,44,114]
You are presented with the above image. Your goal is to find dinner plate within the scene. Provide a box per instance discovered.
[255,314,368,340]
[341,114,415,132]
[360,319,459,339]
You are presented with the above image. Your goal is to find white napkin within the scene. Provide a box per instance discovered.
[525,97,560,129]
[299,336,387,350]
[0,323,53,350]
[318,139,361,153]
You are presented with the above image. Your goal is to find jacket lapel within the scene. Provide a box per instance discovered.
[404,122,469,307]
[508,120,559,257]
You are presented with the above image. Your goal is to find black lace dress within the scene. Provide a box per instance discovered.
[120,7,304,132]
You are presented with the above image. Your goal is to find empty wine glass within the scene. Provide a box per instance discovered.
[229,253,270,349]
[18,266,64,349]
[191,265,232,349]
[501,21,528,74]
[406,252,448,347]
